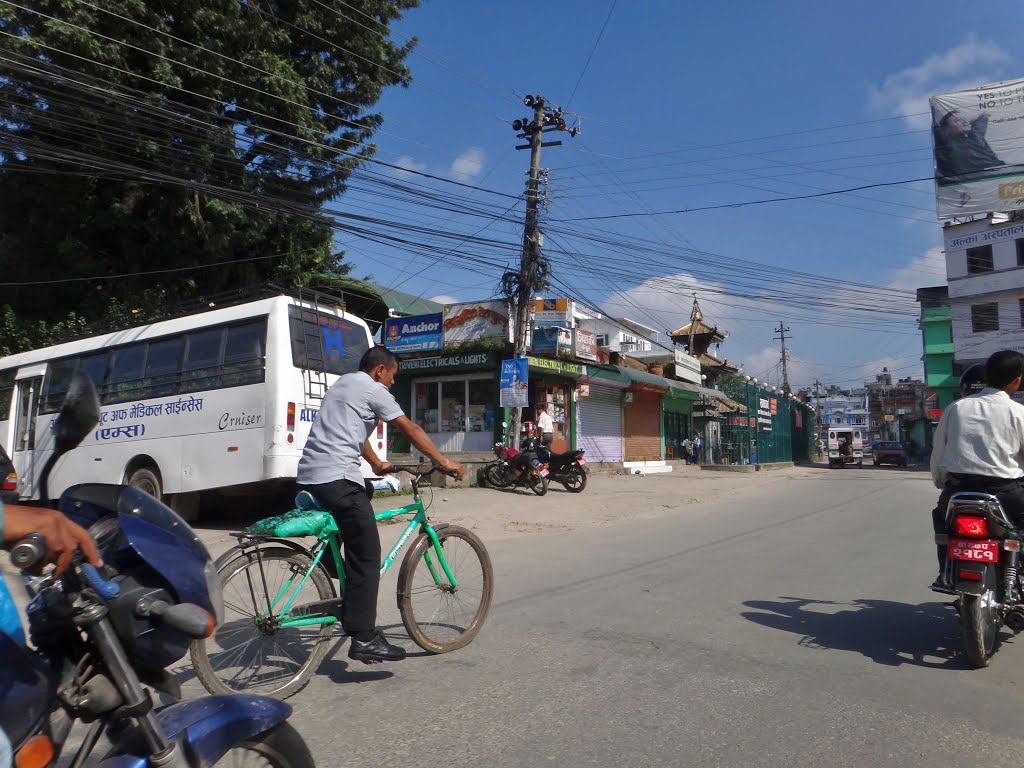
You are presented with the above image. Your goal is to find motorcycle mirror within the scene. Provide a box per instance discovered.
[55,372,101,455]
[502,421,508,428]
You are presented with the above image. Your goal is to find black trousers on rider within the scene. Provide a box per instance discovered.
[298,478,379,637]
[932,473,1024,572]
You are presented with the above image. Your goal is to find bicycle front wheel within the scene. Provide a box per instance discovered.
[190,546,336,699]
[397,525,493,654]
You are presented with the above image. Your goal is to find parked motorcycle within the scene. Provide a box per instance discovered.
[485,422,549,496]
[532,441,588,493]
[0,372,314,768]
[934,491,1024,667]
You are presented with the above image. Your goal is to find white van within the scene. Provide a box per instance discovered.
[827,428,864,468]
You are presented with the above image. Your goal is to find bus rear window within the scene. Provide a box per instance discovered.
[288,306,369,376]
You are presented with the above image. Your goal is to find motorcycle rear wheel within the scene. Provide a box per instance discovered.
[485,464,511,488]
[527,470,548,496]
[961,590,1001,667]
[562,465,587,493]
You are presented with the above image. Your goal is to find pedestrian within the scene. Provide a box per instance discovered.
[692,432,703,464]
[536,402,554,448]
[818,437,825,458]
[681,435,691,463]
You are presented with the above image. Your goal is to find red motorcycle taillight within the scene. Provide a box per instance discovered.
[2,472,16,491]
[954,515,989,538]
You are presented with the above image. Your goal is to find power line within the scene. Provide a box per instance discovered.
[566,0,617,108]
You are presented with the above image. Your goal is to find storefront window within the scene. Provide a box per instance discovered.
[441,380,464,433]
[468,379,492,434]
[414,381,439,433]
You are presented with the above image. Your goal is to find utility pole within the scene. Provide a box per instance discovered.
[506,95,577,448]
[813,378,823,444]
[774,322,792,394]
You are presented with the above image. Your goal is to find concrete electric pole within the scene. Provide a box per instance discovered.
[505,95,576,448]
[775,322,792,394]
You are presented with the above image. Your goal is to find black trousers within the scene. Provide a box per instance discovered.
[932,474,1024,571]
[299,478,379,635]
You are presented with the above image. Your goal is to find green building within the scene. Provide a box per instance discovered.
[916,286,956,448]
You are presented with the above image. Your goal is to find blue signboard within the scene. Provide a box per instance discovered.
[384,312,443,353]
[499,358,529,408]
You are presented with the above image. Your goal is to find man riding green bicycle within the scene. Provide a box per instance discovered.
[297,346,465,663]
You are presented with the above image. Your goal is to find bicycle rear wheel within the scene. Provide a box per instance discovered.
[397,525,493,653]
[190,546,336,700]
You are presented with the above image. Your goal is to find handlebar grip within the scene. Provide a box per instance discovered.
[9,533,46,571]
[79,562,120,599]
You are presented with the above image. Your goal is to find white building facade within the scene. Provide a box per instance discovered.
[944,215,1024,366]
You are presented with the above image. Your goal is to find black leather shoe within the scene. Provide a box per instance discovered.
[348,632,407,663]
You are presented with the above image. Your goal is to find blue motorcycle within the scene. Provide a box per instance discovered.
[0,373,314,768]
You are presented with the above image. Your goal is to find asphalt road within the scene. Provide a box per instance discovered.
[171,466,1024,768]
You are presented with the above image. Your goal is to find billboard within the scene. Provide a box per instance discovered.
[499,358,529,408]
[573,329,598,361]
[930,78,1024,218]
[383,313,442,353]
[533,297,572,327]
[673,348,702,385]
[532,326,572,357]
[442,300,511,345]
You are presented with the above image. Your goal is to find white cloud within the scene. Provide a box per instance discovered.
[392,155,427,178]
[428,294,459,305]
[866,36,1009,128]
[449,147,485,182]
[599,271,717,336]
[885,246,947,291]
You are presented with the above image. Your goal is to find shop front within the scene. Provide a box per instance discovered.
[619,367,669,461]
[526,355,583,454]
[662,385,696,460]
[576,365,628,464]
[392,351,500,454]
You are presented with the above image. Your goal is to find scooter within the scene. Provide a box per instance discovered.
[484,422,549,496]
[0,372,314,768]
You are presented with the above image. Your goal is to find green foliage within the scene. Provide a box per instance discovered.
[0,0,419,352]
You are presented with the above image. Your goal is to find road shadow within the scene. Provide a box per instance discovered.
[741,596,984,669]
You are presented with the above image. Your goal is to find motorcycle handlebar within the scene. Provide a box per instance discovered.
[9,535,120,598]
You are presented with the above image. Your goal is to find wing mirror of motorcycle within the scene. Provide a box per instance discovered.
[502,421,508,428]
[55,372,101,455]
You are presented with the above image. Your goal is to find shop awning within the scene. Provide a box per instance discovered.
[580,365,631,389]
[617,366,670,392]
[310,274,443,324]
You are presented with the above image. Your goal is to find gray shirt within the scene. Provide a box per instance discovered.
[297,371,404,486]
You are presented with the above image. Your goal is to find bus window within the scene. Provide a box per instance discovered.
[222,320,266,387]
[78,352,110,393]
[145,338,183,398]
[288,306,369,376]
[107,344,147,404]
[0,370,14,421]
[43,357,77,413]
[182,328,225,393]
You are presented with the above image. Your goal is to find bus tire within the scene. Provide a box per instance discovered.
[127,466,162,500]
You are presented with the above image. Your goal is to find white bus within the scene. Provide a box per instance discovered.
[0,291,386,519]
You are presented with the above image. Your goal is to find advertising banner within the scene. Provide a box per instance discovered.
[929,78,1024,218]
[673,348,702,385]
[573,329,598,361]
[532,326,572,357]
[443,300,511,345]
[383,312,442,353]
[534,297,573,327]
[499,358,529,408]
[757,397,773,433]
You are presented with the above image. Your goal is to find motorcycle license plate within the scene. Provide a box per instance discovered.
[577,457,587,465]
[540,467,549,478]
[949,539,999,563]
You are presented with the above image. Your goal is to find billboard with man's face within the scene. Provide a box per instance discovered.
[929,77,1024,218]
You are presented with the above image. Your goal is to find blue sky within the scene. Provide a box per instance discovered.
[333,0,1024,391]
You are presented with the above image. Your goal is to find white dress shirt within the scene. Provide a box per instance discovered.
[537,410,554,433]
[930,387,1024,488]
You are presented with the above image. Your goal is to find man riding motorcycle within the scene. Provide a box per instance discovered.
[930,351,1024,588]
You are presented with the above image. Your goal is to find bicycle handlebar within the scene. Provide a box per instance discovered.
[387,463,458,478]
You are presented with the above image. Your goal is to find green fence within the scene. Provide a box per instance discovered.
[715,379,811,465]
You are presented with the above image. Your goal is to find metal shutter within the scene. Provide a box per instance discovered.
[578,385,623,463]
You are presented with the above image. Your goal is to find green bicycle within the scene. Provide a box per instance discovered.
[189,464,493,699]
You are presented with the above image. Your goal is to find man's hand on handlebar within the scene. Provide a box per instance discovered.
[439,459,465,481]
[2,503,103,577]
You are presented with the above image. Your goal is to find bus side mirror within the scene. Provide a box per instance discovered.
[55,372,100,455]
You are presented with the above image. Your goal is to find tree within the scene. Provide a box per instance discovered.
[0,0,418,346]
